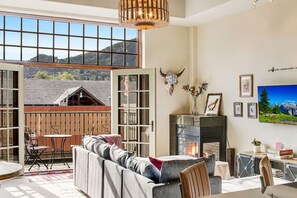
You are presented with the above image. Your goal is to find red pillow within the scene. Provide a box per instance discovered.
[149,156,163,170]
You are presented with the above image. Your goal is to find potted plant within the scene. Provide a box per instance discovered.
[252,138,261,153]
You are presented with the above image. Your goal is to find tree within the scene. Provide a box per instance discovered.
[34,71,51,79]
[54,72,75,80]
[259,88,270,114]
[272,105,282,114]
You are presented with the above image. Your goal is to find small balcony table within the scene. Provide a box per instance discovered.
[44,134,72,169]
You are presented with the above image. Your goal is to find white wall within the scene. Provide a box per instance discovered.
[196,0,297,153]
[144,25,190,156]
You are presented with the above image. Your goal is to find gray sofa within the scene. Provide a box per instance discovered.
[73,137,222,198]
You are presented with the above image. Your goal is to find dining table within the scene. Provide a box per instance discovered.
[44,134,72,169]
[205,182,297,198]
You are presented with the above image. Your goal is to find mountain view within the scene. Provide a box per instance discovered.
[24,39,137,80]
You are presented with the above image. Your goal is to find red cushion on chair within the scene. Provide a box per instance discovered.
[149,156,163,170]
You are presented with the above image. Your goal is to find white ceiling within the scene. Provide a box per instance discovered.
[0,0,273,26]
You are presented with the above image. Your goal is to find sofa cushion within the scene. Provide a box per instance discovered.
[109,144,132,168]
[126,157,160,183]
[159,158,204,183]
[83,136,111,159]
[93,139,111,159]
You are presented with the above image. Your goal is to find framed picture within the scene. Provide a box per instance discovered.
[248,103,258,119]
[204,93,222,116]
[233,102,243,117]
[239,74,253,97]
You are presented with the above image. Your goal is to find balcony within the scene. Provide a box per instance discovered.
[24,105,111,172]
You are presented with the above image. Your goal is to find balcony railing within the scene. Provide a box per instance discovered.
[25,106,111,155]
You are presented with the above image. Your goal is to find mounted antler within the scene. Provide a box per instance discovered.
[159,68,185,95]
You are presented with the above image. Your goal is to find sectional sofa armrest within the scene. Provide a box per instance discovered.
[209,176,222,195]
[147,181,182,198]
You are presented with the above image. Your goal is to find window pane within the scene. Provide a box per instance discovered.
[55,36,68,49]
[0,31,3,44]
[112,54,124,66]
[112,41,124,53]
[38,49,53,62]
[23,18,37,32]
[70,37,83,50]
[112,27,124,40]
[22,48,37,61]
[70,23,83,36]
[84,52,97,65]
[55,50,68,63]
[55,22,68,35]
[99,53,111,65]
[85,24,97,37]
[126,55,137,67]
[5,47,20,60]
[85,38,97,51]
[126,28,137,40]
[39,34,53,48]
[99,26,111,38]
[5,16,21,30]
[99,39,111,52]
[5,32,20,45]
[70,51,82,64]
[126,42,137,54]
[39,20,53,33]
[0,16,3,29]
[0,46,3,59]
[22,33,37,47]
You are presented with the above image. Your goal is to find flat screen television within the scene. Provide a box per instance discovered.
[258,84,297,125]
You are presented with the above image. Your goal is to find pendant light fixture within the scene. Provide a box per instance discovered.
[119,0,169,30]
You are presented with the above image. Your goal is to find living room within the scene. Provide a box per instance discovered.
[1,0,297,197]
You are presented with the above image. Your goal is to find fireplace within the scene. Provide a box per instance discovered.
[170,114,227,161]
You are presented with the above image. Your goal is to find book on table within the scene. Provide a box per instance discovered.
[267,148,293,156]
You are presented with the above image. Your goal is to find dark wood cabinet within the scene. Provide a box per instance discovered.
[170,114,227,161]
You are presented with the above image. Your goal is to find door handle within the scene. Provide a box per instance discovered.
[151,121,154,132]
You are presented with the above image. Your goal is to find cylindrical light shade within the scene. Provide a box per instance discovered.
[119,0,169,30]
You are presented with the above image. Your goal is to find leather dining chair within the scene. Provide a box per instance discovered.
[259,156,274,192]
[179,161,211,198]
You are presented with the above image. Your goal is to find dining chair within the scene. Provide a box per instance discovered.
[259,156,274,192]
[179,161,211,198]
[24,132,49,171]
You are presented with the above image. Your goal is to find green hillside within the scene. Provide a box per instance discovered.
[25,39,137,80]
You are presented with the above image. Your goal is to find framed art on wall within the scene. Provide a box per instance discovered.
[239,74,253,97]
[204,93,222,116]
[233,102,243,117]
[248,102,258,119]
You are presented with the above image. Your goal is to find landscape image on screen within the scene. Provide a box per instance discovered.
[258,85,297,125]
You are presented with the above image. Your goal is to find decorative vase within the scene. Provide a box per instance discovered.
[192,96,198,115]
[253,145,261,153]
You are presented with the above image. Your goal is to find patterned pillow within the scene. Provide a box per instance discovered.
[109,144,133,168]
[126,157,160,183]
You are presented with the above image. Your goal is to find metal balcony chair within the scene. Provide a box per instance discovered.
[179,161,211,198]
[24,132,49,171]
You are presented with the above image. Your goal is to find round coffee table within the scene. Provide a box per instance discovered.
[0,161,22,180]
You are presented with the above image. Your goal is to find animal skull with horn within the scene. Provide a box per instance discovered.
[160,68,185,95]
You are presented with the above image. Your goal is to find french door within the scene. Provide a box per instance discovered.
[0,63,24,167]
[112,68,155,157]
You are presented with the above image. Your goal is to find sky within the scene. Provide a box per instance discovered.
[258,85,297,105]
[0,15,137,61]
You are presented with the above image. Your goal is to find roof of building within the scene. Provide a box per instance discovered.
[24,79,111,106]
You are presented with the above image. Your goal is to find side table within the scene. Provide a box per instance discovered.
[0,161,22,180]
[215,161,231,180]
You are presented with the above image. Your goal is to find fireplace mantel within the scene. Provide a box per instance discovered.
[170,114,227,161]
